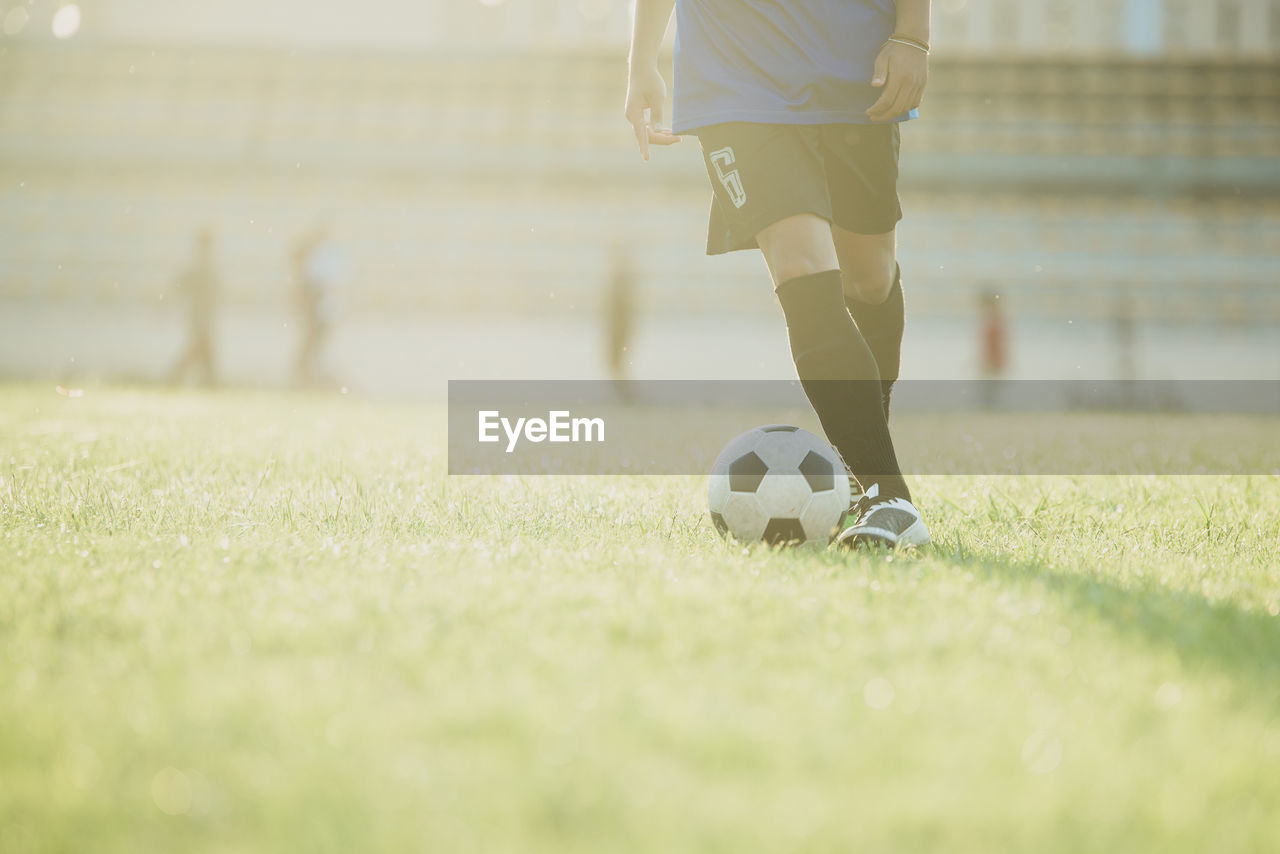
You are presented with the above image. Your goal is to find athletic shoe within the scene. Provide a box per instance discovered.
[835,483,931,549]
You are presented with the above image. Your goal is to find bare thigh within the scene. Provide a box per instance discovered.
[831,225,897,304]
[755,213,841,288]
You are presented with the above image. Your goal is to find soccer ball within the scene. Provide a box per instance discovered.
[707,425,851,545]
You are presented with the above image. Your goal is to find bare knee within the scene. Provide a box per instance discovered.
[832,227,897,303]
[841,261,895,304]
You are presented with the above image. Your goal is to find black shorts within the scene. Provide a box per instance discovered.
[696,122,903,255]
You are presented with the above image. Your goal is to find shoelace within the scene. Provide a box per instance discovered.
[847,482,889,522]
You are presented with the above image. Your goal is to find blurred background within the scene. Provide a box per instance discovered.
[0,0,1277,395]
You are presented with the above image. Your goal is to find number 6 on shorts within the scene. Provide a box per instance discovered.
[709,147,747,209]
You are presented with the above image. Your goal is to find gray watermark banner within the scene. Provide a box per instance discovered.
[448,380,1280,476]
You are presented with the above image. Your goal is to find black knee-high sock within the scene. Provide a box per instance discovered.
[775,270,911,502]
[845,265,904,420]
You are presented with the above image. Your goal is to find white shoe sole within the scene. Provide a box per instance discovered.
[839,518,931,549]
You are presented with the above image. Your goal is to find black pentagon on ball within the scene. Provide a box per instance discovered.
[759,424,799,433]
[709,511,729,537]
[762,518,807,545]
[798,450,836,492]
[728,451,769,492]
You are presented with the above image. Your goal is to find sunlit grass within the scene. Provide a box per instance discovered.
[1,385,1278,853]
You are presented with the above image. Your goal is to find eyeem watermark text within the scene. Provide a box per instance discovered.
[478,410,605,453]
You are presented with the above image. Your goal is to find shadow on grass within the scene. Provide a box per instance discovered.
[942,547,1280,688]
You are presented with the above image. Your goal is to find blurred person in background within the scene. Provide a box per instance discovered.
[291,223,347,389]
[626,0,933,549]
[1111,295,1138,408]
[1112,296,1137,383]
[978,289,1008,408]
[603,244,638,397]
[169,226,220,388]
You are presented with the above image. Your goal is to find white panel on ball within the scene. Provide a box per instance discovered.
[720,491,769,543]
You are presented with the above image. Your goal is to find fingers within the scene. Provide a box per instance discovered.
[865,90,891,122]
[644,101,681,148]
[898,84,920,116]
[625,105,681,160]
[867,73,926,121]
[627,105,650,161]
[905,75,926,111]
[866,78,908,122]
[871,49,890,88]
[894,83,917,116]
[647,126,682,147]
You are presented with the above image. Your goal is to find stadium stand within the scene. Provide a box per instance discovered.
[0,41,1277,324]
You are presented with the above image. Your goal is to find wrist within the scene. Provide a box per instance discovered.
[628,58,659,78]
[887,33,930,54]
[892,11,930,45]
[628,49,655,67]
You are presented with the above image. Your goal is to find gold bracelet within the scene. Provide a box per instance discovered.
[887,34,930,54]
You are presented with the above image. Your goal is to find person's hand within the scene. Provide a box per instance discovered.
[866,41,928,123]
[624,65,681,161]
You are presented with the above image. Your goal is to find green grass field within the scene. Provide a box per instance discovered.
[2,385,1279,853]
